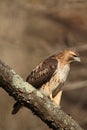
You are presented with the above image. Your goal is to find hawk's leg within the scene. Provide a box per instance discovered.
[51,82,63,107]
[52,90,62,107]
[50,90,62,107]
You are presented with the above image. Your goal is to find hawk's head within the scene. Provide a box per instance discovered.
[58,49,81,64]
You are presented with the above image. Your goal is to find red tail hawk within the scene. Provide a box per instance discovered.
[12,50,80,114]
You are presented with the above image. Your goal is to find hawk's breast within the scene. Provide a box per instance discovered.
[40,63,70,96]
[58,64,70,82]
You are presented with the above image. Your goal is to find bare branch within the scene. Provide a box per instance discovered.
[0,60,84,130]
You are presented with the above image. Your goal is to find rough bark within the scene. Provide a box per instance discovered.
[0,60,84,130]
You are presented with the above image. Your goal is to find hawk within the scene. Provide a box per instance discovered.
[12,49,80,114]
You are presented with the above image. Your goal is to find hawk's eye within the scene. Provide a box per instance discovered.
[73,54,77,57]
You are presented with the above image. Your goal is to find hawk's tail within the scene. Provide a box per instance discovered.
[12,101,23,114]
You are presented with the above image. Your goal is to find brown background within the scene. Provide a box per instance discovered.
[0,0,87,130]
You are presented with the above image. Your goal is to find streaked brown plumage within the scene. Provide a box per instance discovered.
[12,49,80,114]
[26,55,58,89]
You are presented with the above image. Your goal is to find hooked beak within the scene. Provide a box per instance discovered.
[73,56,81,62]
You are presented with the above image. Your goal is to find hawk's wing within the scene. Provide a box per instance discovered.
[26,55,58,88]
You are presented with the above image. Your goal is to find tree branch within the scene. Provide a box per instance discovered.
[0,60,84,130]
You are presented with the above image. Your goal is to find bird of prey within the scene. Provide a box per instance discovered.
[12,49,80,114]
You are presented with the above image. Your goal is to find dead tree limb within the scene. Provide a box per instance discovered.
[0,60,84,130]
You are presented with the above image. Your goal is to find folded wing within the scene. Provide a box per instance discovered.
[26,55,58,88]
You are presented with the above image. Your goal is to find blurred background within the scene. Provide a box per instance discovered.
[0,0,87,130]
